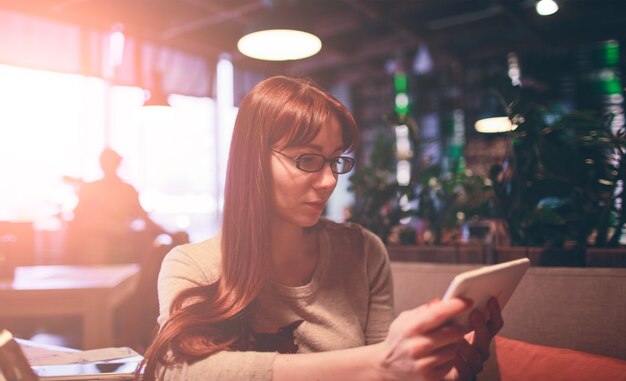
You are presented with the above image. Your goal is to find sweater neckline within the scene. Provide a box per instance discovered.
[267,227,329,298]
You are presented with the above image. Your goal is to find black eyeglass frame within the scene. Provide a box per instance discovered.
[271,149,355,174]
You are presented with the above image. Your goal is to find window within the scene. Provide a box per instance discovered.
[109,88,226,242]
[0,63,232,253]
[0,64,104,227]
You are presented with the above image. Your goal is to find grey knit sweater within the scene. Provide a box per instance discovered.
[156,219,394,380]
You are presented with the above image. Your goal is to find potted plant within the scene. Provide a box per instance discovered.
[348,117,495,263]
[412,166,494,245]
[490,85,626,266]
[347,131,400,244]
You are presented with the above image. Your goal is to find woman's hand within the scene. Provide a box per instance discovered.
[445,297,504,381]
[273,298,500,381]
[376,298,471,381]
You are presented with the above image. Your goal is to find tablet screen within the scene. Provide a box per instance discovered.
[32,356,143,381]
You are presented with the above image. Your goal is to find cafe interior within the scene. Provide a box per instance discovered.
[0,0,625,379]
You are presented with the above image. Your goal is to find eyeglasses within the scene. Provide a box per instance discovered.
[272,149,355,174]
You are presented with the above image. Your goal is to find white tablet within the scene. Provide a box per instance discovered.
[442,258,530,332]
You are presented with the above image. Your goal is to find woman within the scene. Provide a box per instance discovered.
[140,76,501,381]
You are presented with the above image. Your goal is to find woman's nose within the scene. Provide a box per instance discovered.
[313,165,338,190]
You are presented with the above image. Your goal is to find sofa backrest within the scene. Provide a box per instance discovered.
[390,261,626,360]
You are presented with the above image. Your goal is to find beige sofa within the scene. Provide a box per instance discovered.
[390,262,626,380]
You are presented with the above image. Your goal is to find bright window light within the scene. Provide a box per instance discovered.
[107,29,125,71]
[0,62,238,244]
[216,55,237,214]
[111,89,222,242]
[0,64,105,223]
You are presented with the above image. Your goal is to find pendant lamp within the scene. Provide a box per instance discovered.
[535,0,559,16]
[474,90,523,134]
[237,6,321,61]
[475,116,516,133]
[138,70,174,125]
[143,71,170,109]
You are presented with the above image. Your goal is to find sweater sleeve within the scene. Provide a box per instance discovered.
[362,229,395,345]
[156,245,214,328]
[159,351,275,381]
[156,243,277,381]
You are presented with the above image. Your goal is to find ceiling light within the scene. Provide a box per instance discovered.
[237,2,321,62]
[475,117,517,133]
[536,0,559,16]
[412,44,433,75]
[138,71,173,123]
[138,91,173,125]
[143,71,170,108]
[143,90,170,108]
[237,29,321,61]
[475,84,524,133]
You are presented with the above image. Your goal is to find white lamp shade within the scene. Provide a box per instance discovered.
[536,0,559,16]
[475,116,517,133]
[237,29,322,61]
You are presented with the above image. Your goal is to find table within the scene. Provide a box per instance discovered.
[0,264,140,350]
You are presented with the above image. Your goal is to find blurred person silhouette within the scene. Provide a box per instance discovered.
[65,148,166,264]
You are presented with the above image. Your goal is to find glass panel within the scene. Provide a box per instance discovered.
[109,89,224,242]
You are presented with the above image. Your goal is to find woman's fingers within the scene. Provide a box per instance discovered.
[457,339,484,375]
[406,298,472,335]
[468,310,490,361]
[486,297,504,336]
[448,298,504,380]
[405,325,465,358]
[415,343,460,379]
[381,298,481,381]
[433,358,458,381]
[450,353,473,381]
[385,324,464,364]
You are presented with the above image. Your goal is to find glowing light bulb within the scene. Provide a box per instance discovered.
[237,30,321,61]
[536,0,559,16]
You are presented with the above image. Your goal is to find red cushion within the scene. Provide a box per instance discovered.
[495,336,626,381]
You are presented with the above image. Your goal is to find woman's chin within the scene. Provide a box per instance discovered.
[273,213,321,229]
[298,214,322,228]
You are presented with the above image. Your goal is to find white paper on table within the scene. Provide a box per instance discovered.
[19,344,141,366]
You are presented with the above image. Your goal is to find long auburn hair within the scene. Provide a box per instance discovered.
[139,76,359,380]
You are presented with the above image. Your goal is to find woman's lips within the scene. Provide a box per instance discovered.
[304,202,325,212]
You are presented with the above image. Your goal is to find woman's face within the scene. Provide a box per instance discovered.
[270,116,344,228]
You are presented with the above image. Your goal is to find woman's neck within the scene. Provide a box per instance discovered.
[270,219,319,286]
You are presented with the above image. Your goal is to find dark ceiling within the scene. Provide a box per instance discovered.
[1,0,625,87]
